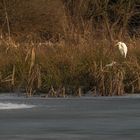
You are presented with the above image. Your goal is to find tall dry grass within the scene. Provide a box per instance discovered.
[0,34,140,96]
[0,0,139,96]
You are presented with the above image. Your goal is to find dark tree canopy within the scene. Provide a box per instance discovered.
[0,0,139,39]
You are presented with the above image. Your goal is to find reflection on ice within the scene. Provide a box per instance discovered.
[0,103,35,110]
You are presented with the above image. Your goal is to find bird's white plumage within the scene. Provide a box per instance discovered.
[115,42,127,58]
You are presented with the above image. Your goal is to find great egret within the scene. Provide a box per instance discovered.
[115,42,128,58]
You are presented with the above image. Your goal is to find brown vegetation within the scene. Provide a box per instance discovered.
[0,0,140,96]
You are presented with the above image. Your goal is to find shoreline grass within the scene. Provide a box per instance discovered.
[0,36,140,97]
[0,0,139,96]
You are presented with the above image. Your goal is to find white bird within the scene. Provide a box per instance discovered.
[115,42,128,58]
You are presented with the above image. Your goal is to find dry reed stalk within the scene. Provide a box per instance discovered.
[77,87,82,97]
[117,71,124,96]
[11,65,16,86]
[25,47,37,96]
[136,72,140,91]
[25,48,31,62]
[49,86,56,97]
[3,0,11,40]
[26,70,36,97]
[37,64,42,89]
[109,76,113,96]
[29,47,36,75]
[62,86,66,97]
[131,85,135,93]
[138,77,140,91]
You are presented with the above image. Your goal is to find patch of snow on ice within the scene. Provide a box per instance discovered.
[0,103,35,110]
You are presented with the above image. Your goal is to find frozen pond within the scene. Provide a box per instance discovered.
[0,94,140,140]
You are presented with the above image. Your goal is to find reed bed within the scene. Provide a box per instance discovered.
[0,0,139,96]
[0,35,140,96]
